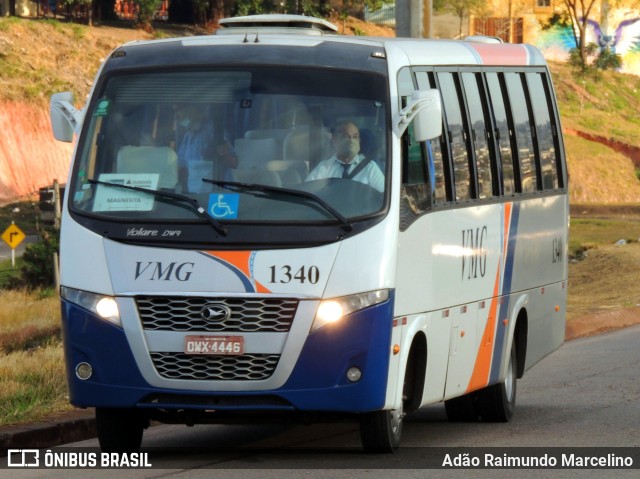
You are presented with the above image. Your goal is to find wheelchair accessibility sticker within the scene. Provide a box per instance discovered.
[208,193,239,219]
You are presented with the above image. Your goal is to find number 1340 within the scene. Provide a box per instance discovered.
[268,265,320,284]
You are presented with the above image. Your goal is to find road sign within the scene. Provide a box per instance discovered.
[1,223,26,250]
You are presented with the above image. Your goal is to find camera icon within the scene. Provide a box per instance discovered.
[7,449,39,467]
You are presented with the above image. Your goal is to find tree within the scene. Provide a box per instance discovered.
[134,0,163,26]
[562,0,598,70]
[435,0,484,38]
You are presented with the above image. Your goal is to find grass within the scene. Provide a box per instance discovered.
[0,257,23,288]
[569,217,640,258]
[0,289,69,427]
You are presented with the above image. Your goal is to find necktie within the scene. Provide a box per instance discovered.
[340,162,351,179]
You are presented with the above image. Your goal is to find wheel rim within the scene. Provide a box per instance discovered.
[505,354,515,403]
[390,406,404,436]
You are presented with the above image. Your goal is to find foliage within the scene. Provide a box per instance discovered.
[364,0,394,12]
[568,42,624,75]
[235,0,270,16]
[568,43,599,73]
[541,11,572,31]
[594,48,623,71]
[7,229,59,290]
[134,0,164,25]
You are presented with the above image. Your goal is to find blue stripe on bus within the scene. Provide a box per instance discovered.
[490,202,520,384]
[199,252,255,293]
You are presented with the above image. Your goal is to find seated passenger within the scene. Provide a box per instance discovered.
[306,121,384,192]
[175,105,237,192]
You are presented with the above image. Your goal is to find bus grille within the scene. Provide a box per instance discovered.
[136,296,298,332]
[150,352,280,381]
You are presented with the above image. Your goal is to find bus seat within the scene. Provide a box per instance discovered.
[244,128,291,142]
[266,160,309,186]
[283,129,331,166]
[116,146,178,190]
[230,169,282,188]
[244,129,290,160]
[234,138,279,170]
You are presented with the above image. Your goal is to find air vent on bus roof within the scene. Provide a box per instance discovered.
[217,14,339,35]
[463,35,504,44]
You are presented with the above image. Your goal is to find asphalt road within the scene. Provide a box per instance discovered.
[5,324,639,478]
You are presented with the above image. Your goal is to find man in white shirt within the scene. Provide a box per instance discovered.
[306,121,384,192]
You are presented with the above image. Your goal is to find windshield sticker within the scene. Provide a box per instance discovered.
[208,193,239,219]
[93,173,159,212]
[94,99,110,117]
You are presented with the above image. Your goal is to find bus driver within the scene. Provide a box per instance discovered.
[306,121,384,192]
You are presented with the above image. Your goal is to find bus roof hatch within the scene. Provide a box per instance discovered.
[217,14,339,36]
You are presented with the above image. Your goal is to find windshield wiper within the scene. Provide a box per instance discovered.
[88,179,227,236]
[202,178,353,232]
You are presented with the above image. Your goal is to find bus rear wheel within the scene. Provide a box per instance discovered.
[96,408,145,453]
[477,342,517,422]
[360,406,404,453]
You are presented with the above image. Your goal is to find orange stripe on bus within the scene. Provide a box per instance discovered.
[465,203,512,393]
[208,251,253,278]
[465,266,501,393]
[206,251,272,294]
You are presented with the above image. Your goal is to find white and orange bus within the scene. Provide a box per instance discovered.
[50,14,568,452]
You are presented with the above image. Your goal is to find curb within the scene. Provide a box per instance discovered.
[2,315,640,453]
[0,410,95,455]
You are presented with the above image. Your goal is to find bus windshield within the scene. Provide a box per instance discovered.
[70,67,389,225]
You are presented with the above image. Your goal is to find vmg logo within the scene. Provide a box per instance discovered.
[134,261,194,281]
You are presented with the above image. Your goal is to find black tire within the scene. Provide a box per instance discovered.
[477,341,517,422]
[96,408,145,453]
[360,407,404,453]
[444,392,479,422]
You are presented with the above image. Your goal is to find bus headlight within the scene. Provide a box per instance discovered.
[311,289,389,332]
[60,287,121,327]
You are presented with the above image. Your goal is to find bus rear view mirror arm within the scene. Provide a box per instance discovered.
[50,92,85,143]
[394,89,442,142]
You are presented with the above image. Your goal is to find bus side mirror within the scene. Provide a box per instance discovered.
[395,89,442,142]
[50,92,84,143]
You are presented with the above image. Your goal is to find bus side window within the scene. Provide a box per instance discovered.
[438,72,471,202]
[400,124,431,229]
[486,73,516,196]
[462,72,493,199]
[505,72,538,193]
[415,71,448,204]
[527,72,559,190]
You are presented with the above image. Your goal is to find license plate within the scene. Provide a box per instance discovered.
[184,335,244,356]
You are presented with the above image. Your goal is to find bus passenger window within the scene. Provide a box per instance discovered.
[429,138,447,204]
[405,125,426,184]
[527,73,559,190]
[400,125,431,228]
[462,73,493,199]
[438,72,471,201]
[505,73,538,193]
[486,73,515,195]
[415,71,448,204]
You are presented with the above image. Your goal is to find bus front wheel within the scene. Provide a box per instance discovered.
[360,406,404,453]
[96,407,146,453]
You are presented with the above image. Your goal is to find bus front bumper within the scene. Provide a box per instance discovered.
[61,295,394,415]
